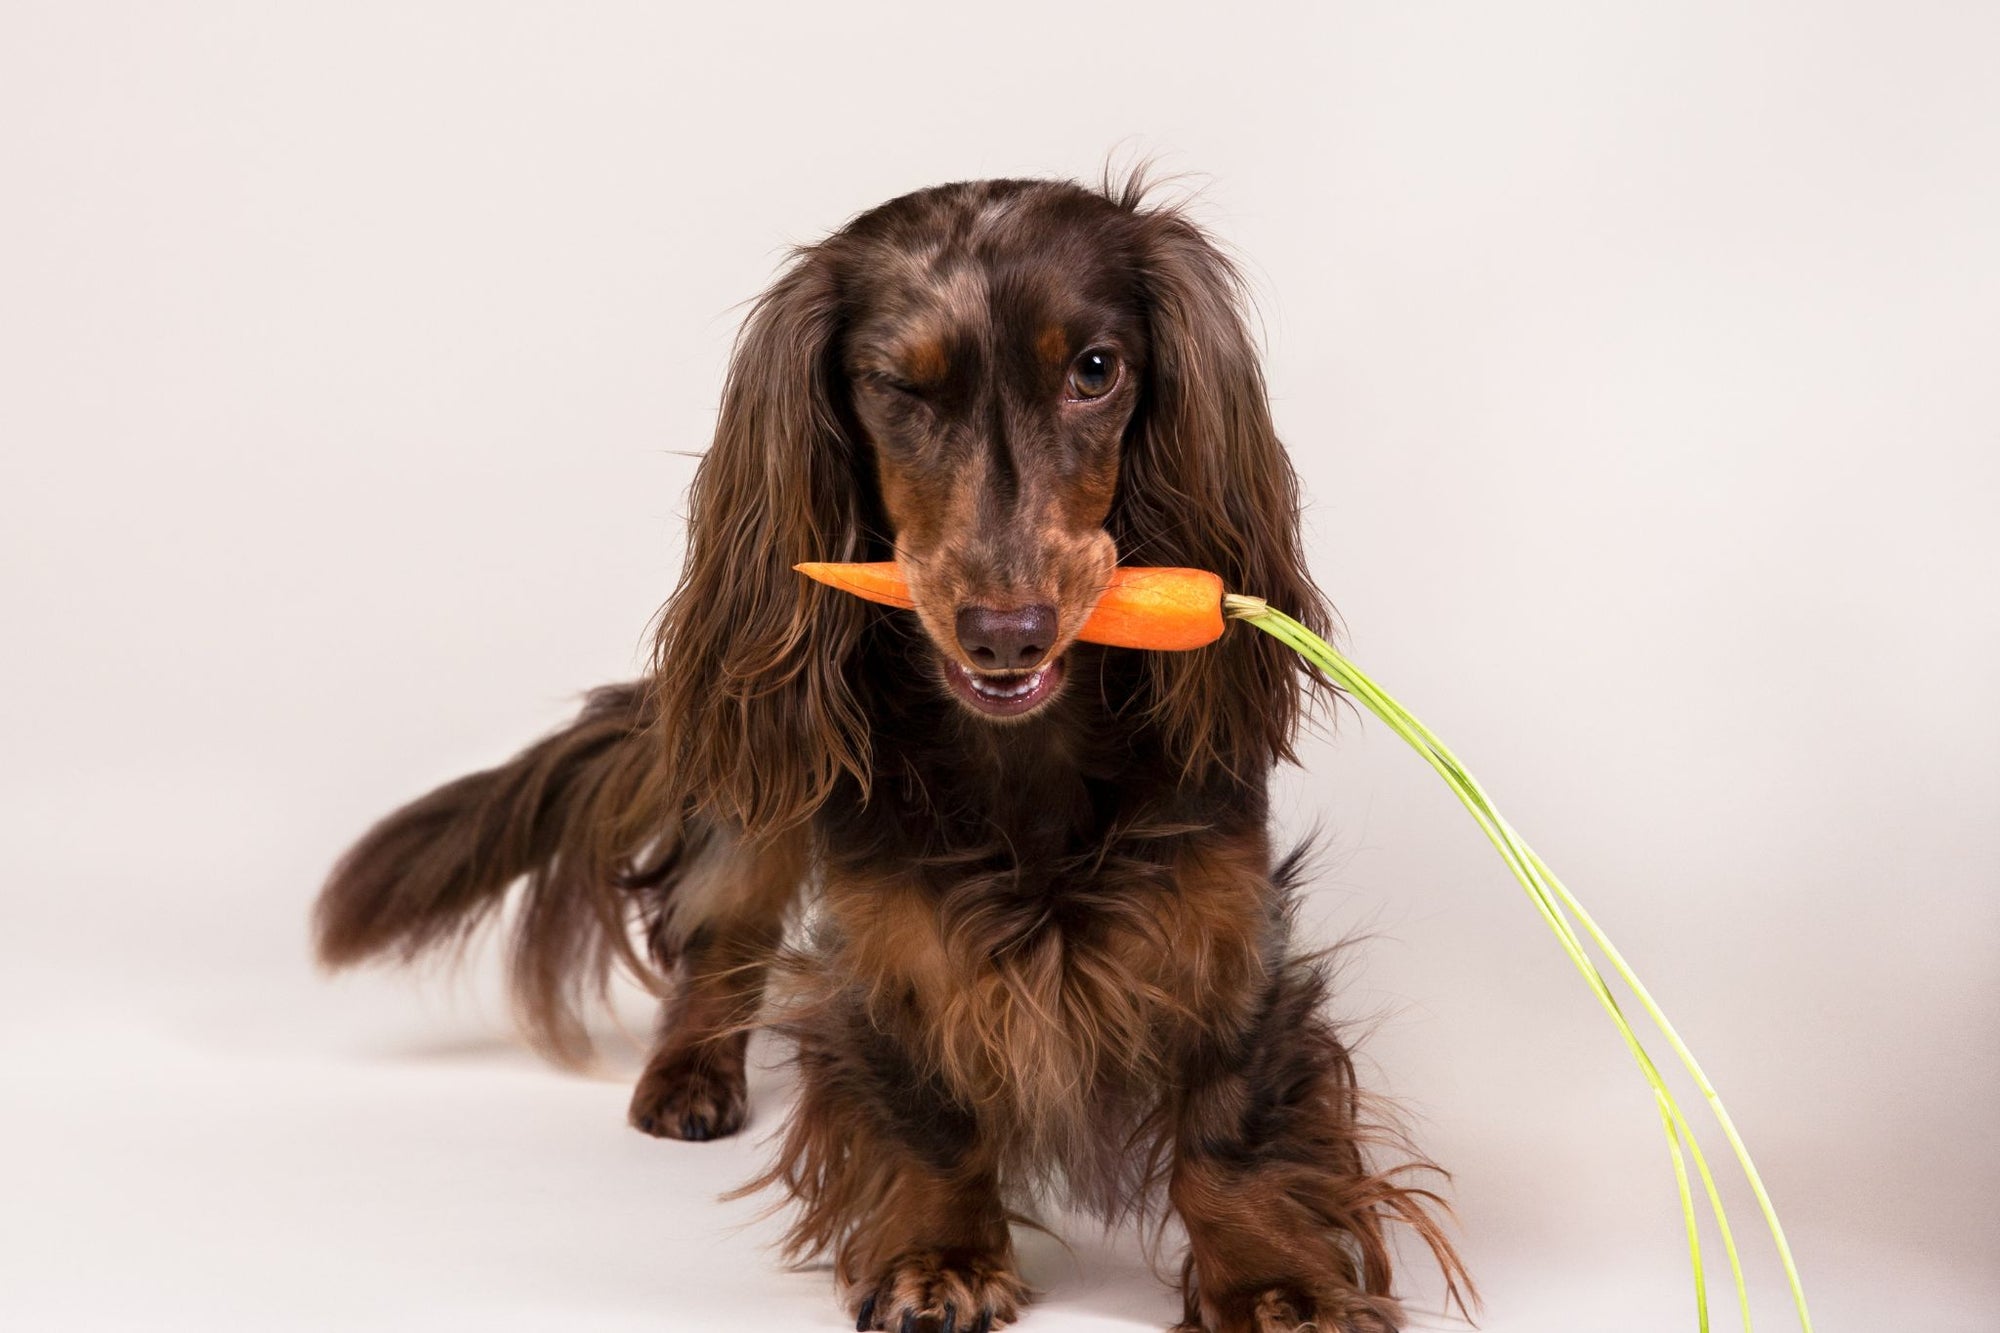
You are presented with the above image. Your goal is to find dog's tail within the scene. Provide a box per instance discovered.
[313,681,675,1063]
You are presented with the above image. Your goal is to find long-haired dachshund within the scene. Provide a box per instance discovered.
[315,170,1471,1333]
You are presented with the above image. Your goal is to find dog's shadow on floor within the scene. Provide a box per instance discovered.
[345,1016,657,1078]
[335,1031,1241,1329]
[363,1032,541,1063]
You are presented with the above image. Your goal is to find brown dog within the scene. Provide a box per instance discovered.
[315,171,1470,1333]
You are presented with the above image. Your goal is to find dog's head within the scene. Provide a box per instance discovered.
[651,172,1329,832]
[840,184,1137,722]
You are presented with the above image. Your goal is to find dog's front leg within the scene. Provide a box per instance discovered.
[1168,954,1461,1333]
[768,998,1028,1333]
[841,1157,1024,1333]
[628,826,802,1141]
[626,922,771,1141]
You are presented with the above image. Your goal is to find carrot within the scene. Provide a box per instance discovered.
[792,561,917,611]
[792,562,1225,650]
[1078,567,1226,650]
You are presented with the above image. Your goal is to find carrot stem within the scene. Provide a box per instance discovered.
[1223,594,1810,1333]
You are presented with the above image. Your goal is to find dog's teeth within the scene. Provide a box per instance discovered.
[967,666,1048,701]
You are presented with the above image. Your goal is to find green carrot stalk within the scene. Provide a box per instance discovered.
[1223,595,1811,1333]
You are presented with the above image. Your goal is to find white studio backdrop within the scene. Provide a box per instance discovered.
[2,3,1995,1330]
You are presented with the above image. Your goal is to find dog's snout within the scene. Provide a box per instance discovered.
[955,604,1056,671]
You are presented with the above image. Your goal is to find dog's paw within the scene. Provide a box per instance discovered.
[1172,1286,1399,1333]
[626,1052,748,1141]
[852,1249,1027,1333]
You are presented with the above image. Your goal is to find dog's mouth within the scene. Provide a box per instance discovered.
[943,655,1066,719]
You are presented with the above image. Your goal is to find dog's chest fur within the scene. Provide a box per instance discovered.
[811,640,1275,1194]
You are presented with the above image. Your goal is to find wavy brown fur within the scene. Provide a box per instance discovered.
[313,682,670,1063]
[314,168,1475,1332]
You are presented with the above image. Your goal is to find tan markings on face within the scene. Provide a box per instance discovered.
[903,337,947,386]
[1061,455,1120,530]
[875,449,981,581]
[883,437,1121,672]
[1035,323,1068,369]
[917,471,988,598]
[872,458,921,545]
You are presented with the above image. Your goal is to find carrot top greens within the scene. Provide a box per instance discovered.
[1224,593,1813,1333]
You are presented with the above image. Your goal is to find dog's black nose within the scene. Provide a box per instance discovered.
[955,604,1056,671]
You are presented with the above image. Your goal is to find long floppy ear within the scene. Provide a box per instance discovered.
[1114,200,1336,784]
[646,243,870,835]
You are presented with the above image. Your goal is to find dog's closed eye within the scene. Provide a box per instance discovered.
[858,369,924,399]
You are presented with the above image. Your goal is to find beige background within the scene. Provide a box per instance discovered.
[3,2,1994,1329]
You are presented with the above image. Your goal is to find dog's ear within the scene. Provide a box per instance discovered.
[1117,204,1336,783]
[648,243,870,835]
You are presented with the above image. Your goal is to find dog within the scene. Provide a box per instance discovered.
[315,170,1471,1333]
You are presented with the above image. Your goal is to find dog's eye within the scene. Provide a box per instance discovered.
[861,371,922,399]
[1065,349,1120,401]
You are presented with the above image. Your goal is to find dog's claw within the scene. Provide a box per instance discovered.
[859,1251,1022,1333]
[627,1048,749,1142]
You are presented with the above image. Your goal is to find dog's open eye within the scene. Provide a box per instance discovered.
[1065,349,1120,401]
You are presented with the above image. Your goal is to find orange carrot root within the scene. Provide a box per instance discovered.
[792,562,917,610]
[793,562,1225,651]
